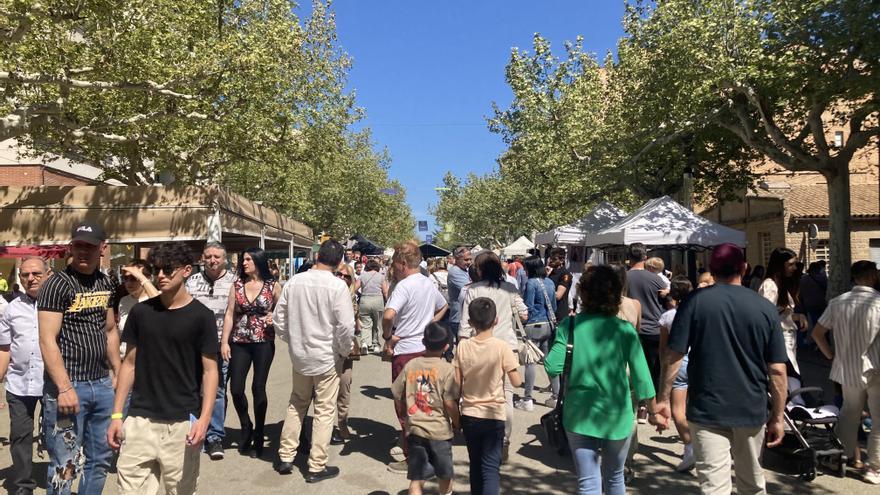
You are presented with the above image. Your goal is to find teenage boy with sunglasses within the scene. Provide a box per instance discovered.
[108,242,219,494]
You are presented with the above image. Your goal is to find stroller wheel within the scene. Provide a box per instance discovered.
[800,467,817,482]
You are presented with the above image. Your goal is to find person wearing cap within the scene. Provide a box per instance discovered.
[37,221,121,495]
[655,243,788,495]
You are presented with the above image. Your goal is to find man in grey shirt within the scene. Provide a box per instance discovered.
[446,247,472,342]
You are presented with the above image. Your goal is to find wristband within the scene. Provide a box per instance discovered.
[111,412,124,420]
[58,386,73,395]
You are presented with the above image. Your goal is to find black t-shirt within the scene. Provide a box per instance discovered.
[37,266,119,381]
[626,269,665,337]
[549,268,573,321]
[668,284,787,428]
[122,297,219,421]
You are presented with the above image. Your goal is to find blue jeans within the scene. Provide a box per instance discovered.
[42,376,114,495]
[207,356,229,444]
[566,430,632,495]
[462,416,504,495]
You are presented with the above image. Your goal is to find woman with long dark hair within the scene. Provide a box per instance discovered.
[515,255,558,411]
[759,247,808,376]
[545,265,657,494]
[221,248,282,457]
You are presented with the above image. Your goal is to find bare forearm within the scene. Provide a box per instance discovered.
[113,358,136,413]
[200,360,219,420]
[0,349,10,382]
[768,363,787,421]
[658,352,684,403]
[106,331,122,375]
[41,343,72,391]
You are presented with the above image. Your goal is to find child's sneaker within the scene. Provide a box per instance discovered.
[514,398,535,411]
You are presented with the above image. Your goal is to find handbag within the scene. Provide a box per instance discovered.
[511,296,544,364]
[524,321,552,341]
[539,279,558,331]
[540,316,574,454]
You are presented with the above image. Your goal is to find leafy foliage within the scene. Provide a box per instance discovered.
[0,0,414,245]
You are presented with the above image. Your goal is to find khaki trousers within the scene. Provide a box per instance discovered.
[337,358,353,427]
[691,422,766,495]
[278,366,340,473]
[116,416,200,495]
[838,373,880,466]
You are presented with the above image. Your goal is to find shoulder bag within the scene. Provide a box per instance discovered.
[540,316,574,455]
[512,296,544,364]
[524,279,557,341]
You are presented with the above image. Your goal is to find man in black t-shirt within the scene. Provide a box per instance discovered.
[38,221,120,495]
[107,242,219,495]
[657,243,787,495]
[547,248,573,322]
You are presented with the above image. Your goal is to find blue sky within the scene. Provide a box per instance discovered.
[312,1,626,239]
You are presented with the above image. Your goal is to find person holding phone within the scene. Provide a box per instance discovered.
[107,242,219,494]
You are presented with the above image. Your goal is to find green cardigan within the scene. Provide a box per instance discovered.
[545,313,655,440]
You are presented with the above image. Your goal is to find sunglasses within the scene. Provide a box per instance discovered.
[334,272,353,280]
[122,275,139,283]
[157,265,182,277]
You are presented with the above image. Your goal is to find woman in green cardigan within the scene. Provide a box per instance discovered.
[545,265,659,495]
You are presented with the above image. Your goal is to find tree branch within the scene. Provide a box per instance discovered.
[721,81,819,168]
[0,71,198,100]
[807,98,830,160]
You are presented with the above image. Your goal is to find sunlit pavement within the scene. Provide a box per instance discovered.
[0,345,870,494]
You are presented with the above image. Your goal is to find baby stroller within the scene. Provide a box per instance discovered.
[762,379,847,481]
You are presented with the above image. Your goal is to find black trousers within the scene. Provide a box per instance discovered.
[229,342,275,438]
[639,334,662,393]
[7,391,40,492]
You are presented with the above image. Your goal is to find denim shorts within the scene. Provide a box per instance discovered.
[407,435,453,481]
[672,354,689,390]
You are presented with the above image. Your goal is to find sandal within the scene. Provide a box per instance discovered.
[849,459,865,471]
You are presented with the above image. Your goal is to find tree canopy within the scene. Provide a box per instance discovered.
[1,0,414,245]
[435,0,878,295]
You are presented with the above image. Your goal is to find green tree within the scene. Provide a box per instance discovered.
[617,0,879,295]
[1,0,414,244]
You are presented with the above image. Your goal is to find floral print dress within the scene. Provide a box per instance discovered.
[233,279,275,343]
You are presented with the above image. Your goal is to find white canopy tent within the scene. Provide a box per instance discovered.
[500,236,535,257]
[584,196,746,248]
[535,201,628,246]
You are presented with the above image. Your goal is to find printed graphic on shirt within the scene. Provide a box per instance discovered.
[407,368,439,416]
[67,291,112,313]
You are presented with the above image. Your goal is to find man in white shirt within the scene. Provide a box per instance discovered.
[0,257,50,495]
[382,240,448,473]
[273,240,355,483]
[812,260,880,484]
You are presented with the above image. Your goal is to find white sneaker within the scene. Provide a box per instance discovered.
[675,446,696,472]
[514,399,535,411]
[865,468,880,485]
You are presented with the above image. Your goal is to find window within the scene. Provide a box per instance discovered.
[814,239,830,262]
[758,232,772,264]
[833,131,844,148]
[870,239,880,265]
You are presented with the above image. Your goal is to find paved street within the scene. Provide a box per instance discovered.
[0,346,872,494]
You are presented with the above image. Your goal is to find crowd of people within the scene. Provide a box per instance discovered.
[0,220,877,495]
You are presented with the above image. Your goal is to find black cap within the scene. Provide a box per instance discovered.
[70,221,106,245]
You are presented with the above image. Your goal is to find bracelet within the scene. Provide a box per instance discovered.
[111,412,124,420]
[58,386,73,395]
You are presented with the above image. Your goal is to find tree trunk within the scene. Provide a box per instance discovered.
[823,166,852,298]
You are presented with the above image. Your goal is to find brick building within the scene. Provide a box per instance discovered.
[0,139,123,186]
